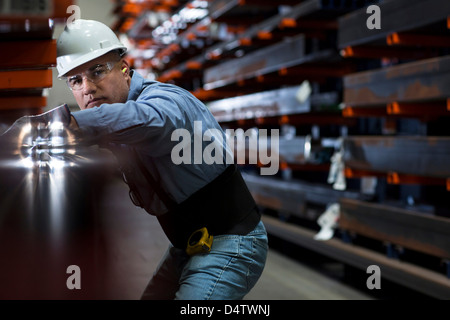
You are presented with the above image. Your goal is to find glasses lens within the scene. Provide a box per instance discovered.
[67,76,83,90]
[87,64,110,82]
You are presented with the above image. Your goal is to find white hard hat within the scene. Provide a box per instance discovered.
[56,19,127,77]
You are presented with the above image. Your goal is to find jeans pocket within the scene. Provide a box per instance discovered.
[210,235,240,256]
[249,221,268,250]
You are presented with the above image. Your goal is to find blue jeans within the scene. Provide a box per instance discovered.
[141,220,268,300]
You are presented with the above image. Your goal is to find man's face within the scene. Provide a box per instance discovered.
[65,52,131,110]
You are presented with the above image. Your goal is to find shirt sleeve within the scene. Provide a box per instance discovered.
[72,87,187,154]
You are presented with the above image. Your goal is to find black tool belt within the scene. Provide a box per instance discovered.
[156,164,260,249]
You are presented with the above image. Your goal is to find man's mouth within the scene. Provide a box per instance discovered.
[86,98,104,108]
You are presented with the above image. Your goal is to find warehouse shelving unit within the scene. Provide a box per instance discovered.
[336,0,450,298]
[113,0,450,298]
[0,0,73,126]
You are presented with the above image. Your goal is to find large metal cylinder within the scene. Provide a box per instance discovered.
[0,125,116,299]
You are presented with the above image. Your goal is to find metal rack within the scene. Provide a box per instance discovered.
[335,0,450,297]
[114,0,450,297]
[0,0,72,125]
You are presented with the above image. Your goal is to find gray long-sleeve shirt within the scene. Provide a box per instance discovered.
[73,71,232,215]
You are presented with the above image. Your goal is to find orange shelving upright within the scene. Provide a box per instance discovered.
[0,0,73,126]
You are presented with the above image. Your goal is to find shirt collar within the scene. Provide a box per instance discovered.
[127,70,145,101]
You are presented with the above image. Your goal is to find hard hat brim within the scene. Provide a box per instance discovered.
[57,45,127,78]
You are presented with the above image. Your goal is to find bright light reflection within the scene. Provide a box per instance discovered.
[50,121,64,131]
[22,124,32,134]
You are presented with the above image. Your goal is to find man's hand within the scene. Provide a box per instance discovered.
[0,104,73,146]
[29,104,72,127]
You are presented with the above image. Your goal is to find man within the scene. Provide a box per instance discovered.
[34,19,267,299]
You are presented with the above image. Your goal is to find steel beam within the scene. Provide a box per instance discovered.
[207,85,340,122]
[343,136,450,178]
[338,0,450,48]
[208,86,311,122]
[204,34,306,90]
[339,198,450,259]
[243,173,359,218]
[209,0,298,21]
[343,55,450,106]
[233,135,338,169]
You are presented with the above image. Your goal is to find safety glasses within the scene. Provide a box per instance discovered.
[64,60,121,91]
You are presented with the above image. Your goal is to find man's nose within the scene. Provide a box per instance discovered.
[82,77,97,94]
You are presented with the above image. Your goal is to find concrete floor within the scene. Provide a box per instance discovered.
[97,178,373,300]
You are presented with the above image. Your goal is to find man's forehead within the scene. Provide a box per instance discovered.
[66,52,118,77]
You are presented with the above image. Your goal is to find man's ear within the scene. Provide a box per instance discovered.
[121,60,130,76]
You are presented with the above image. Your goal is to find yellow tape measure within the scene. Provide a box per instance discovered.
[186,227,213,256]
